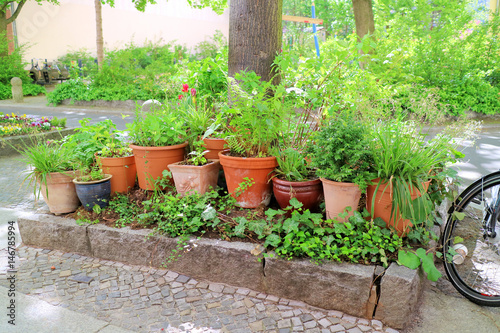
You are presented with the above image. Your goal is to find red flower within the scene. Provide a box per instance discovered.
[178,95,183,100]
[182,84,189,93]
[191,88,196,97]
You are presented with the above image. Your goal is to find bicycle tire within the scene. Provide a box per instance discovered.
[443,171,500,306]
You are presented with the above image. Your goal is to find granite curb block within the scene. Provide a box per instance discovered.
[18,213,424,329]
[0,128,76,156]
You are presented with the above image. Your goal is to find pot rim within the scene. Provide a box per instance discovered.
[272,176,321,186]
[129,142,188,151]
[73,174,112,185]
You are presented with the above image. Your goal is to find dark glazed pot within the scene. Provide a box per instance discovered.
[73,175,112,211]
[272,177,323,212]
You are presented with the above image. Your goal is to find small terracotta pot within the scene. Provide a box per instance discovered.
[38,171,80,215]
[219,151,277,208]
[272,177,323,212]
[366,178,431,236]
[130,142,187,190]
[321,178,361,222]
[168,160,221,197]
[202,137,228,160]
[96,154,136,194]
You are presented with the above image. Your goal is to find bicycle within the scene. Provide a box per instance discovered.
[443,170,500,306]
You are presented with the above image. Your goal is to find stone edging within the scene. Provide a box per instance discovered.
[17,213,425,329]
[0,128,76,157]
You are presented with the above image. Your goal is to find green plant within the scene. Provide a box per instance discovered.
[308,111,374,190]
[74,165,107,182]
[20,141,73,199]
[368,120,464,232]
[225,71,289,157]
[186,140,208,166]
[271,147,313,182]
[127,108,186,147]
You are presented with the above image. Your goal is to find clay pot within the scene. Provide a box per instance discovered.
[73,174,112,211]
[366,178,431,237]
[320,178,361,222]
[168,160,221,197]
[38,171,80,215]
[130,143,187,190]
[202,137,228,160]
[96,154,136,194]
[272,177,323,212]
[219,151,277,208]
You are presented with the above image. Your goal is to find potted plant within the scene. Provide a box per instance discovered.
[127,108,187,191]
[308,112,374,222]
[21,141,80,215]
[168,139,220,197]
[96,139,137,195]
[202,115,229,161]
[271,146,323,212]
[219,72,286,208]
[72,165,112,211]
[367,120,462,236]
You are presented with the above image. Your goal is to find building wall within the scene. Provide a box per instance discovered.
[6,8,14,54]
[13,0,228,64]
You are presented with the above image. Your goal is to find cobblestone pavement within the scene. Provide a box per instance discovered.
[0,246,399,333]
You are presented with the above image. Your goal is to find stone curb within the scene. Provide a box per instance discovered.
[17,213,424,329]
[0,128,76,157]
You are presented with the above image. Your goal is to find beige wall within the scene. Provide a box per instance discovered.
[14,0,229,65]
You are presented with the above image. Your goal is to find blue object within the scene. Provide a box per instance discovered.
[75,179,111,211]
[312,2,320,58]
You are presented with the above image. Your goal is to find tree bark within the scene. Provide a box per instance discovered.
[1,0,26,57]
[351,0,375,41]
[95,0,104,70]
[228,0,283,83]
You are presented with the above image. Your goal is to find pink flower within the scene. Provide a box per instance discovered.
[182,84,189,93]
[178,95,183,100]
[191,88,196,97]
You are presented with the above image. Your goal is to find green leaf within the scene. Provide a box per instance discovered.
[201,206,216,221]
[453,211,465,220]
[289,197,303,209]
[416,248,442,282]
[397,250,421,270]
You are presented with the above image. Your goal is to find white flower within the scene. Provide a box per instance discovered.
[383,60,390,64]
[286,87,305,96]
[386,53,394,58]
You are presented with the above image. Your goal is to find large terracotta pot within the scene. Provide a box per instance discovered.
[168,160,221,197]
[219,151,278,208]
[272,177,323,212]
[320,178,361,222]
[366,178,431,236]
[202,137,228,160]
[96,154,136,194]
[38,171,80,215]
[73,174,112,211]
[130,143,187,190]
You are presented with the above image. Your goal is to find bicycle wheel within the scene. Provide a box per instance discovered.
[443,171,500,306]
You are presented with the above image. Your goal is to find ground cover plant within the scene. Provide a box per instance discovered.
[0,112,66,137]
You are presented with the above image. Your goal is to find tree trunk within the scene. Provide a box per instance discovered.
[228,0,283,84]
[0,10,9,57]
[352,0,375,41]
[95,0,104,70]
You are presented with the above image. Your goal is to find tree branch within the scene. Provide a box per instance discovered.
[6,0,26,24]
[1,2,11,12]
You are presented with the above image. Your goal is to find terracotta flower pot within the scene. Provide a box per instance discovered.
[38,171,80,215]
[272,177,323,212]
[366,178,431,237]
[168,160,221,197]
[73,174,112,211]
[320,178,361,222]
[96,154,136,194]
[219,151,278,208]
[202,137,228,160]
[130,143,187,190]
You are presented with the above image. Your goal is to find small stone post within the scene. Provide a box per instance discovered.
[10,77,23,103]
